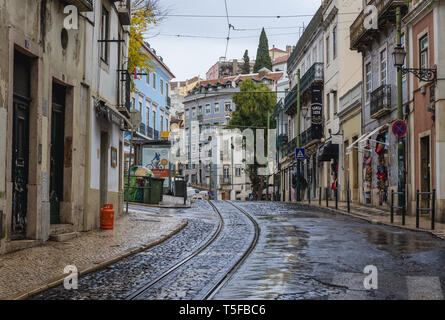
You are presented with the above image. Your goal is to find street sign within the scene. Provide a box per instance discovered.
[130,108,141,128]
[295,148,306,159]
[161,131,170,139]
[392,120,407,138]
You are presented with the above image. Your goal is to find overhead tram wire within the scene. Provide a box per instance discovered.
[157,12,361,19]
[223,0,231,58]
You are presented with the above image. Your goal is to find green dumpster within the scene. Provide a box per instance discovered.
[147,177,164,204]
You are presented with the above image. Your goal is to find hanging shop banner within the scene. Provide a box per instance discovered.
[142,145,170,187]
[311,84,323,125]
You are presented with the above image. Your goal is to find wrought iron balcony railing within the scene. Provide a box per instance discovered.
[370,84,392,119]
[139,123,146,135]
[285,62,323,114]
[147,126,154,138]
[276,133,288,148]
[300,125,323,148]
[219,175,232,185]
[350,0,408,51]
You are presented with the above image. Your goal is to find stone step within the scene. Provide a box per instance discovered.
[50,224,74,235]
[49,232,80,242]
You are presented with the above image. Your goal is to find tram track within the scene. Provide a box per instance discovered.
[126,200,260,300]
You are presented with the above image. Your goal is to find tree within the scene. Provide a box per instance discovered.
[253,28,272,73]
[229,79,276,200]
[128,0,167,91]
[242,50,250,74]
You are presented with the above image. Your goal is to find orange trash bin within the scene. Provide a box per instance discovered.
[100,204,114,229]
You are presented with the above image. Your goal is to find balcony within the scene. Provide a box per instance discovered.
[370,84,392,119]
[219,175,232,186]
[285,63,323,114]
[350,0,408,51]
[300,125,323,148]
[116,0,131,26]
[65,0,93,12]
[276,133,288,148]
[286,136,298,156]
[147,126,153,139]
[139,123,146,135]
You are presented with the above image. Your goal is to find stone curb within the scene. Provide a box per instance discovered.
[4,219,188,300]
[128,202,191,209]
[301,203,445,241]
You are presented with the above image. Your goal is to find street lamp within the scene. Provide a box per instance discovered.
[392,44,437,82]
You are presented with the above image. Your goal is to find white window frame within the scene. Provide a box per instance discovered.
[365,60,372,103]
[379,46,387,86]
[205,104,211,114]
[214,102,220,113]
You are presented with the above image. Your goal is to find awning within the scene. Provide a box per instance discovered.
[94,99,131,130]
[318,139,339,162]
[346,124,388,155]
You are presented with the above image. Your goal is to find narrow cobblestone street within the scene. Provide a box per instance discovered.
[30,200,445,300]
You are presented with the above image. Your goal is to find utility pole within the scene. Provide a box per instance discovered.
[267,111,270,201]
[396,7,406,212]
[125,129,133,215]
[296,69,301,201]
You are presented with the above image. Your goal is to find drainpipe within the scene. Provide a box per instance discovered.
[296,69,301,201]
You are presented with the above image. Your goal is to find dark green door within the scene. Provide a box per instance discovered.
[11,51,31,240]
[50,83,66,224]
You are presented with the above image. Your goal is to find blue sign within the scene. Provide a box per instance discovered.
[295,148,306,159]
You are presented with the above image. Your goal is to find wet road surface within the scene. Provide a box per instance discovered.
[31,201,445,300]
[214,201,445,300]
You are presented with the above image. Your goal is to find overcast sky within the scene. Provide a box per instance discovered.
[144,0,322,81]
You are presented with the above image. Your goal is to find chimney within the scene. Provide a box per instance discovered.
[286,45,292,55]
[233,59,238,75]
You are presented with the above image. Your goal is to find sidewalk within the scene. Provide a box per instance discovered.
[300,200,445,240]
[0,210,187,300]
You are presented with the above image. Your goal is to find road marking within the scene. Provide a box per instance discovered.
[406,276,443,300]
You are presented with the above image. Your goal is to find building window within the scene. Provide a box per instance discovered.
[214,102,220,113]
[131,97,135,109]
[192,107,196,117]
[365,62,372,102]
[161,115,164,131]
[205,104,211,114]
[166,83,169,97]
[146,104,150,127]
[160,79,164,95]
[326,93,330,120]
[198,105,202,115]
[380,48,387,86]
[153,73,156,89]
[139,101,142,111]
[312,47,317,63]
[185,108,189,119]
[333,91,337,114]
[100,6,109,63]
[333,26,337,59]
[152,110,157,131]
[146,72,150,85]
[319,39,323,63]
[225,102,232,111]
[326,36,330,64]
[235,165,241,177]
[419,34,428,70]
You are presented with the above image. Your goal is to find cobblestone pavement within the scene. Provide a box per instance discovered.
[213,201,445,300]
[132,200,255,300]
[30,201,219,300]
[0,210,186,300]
